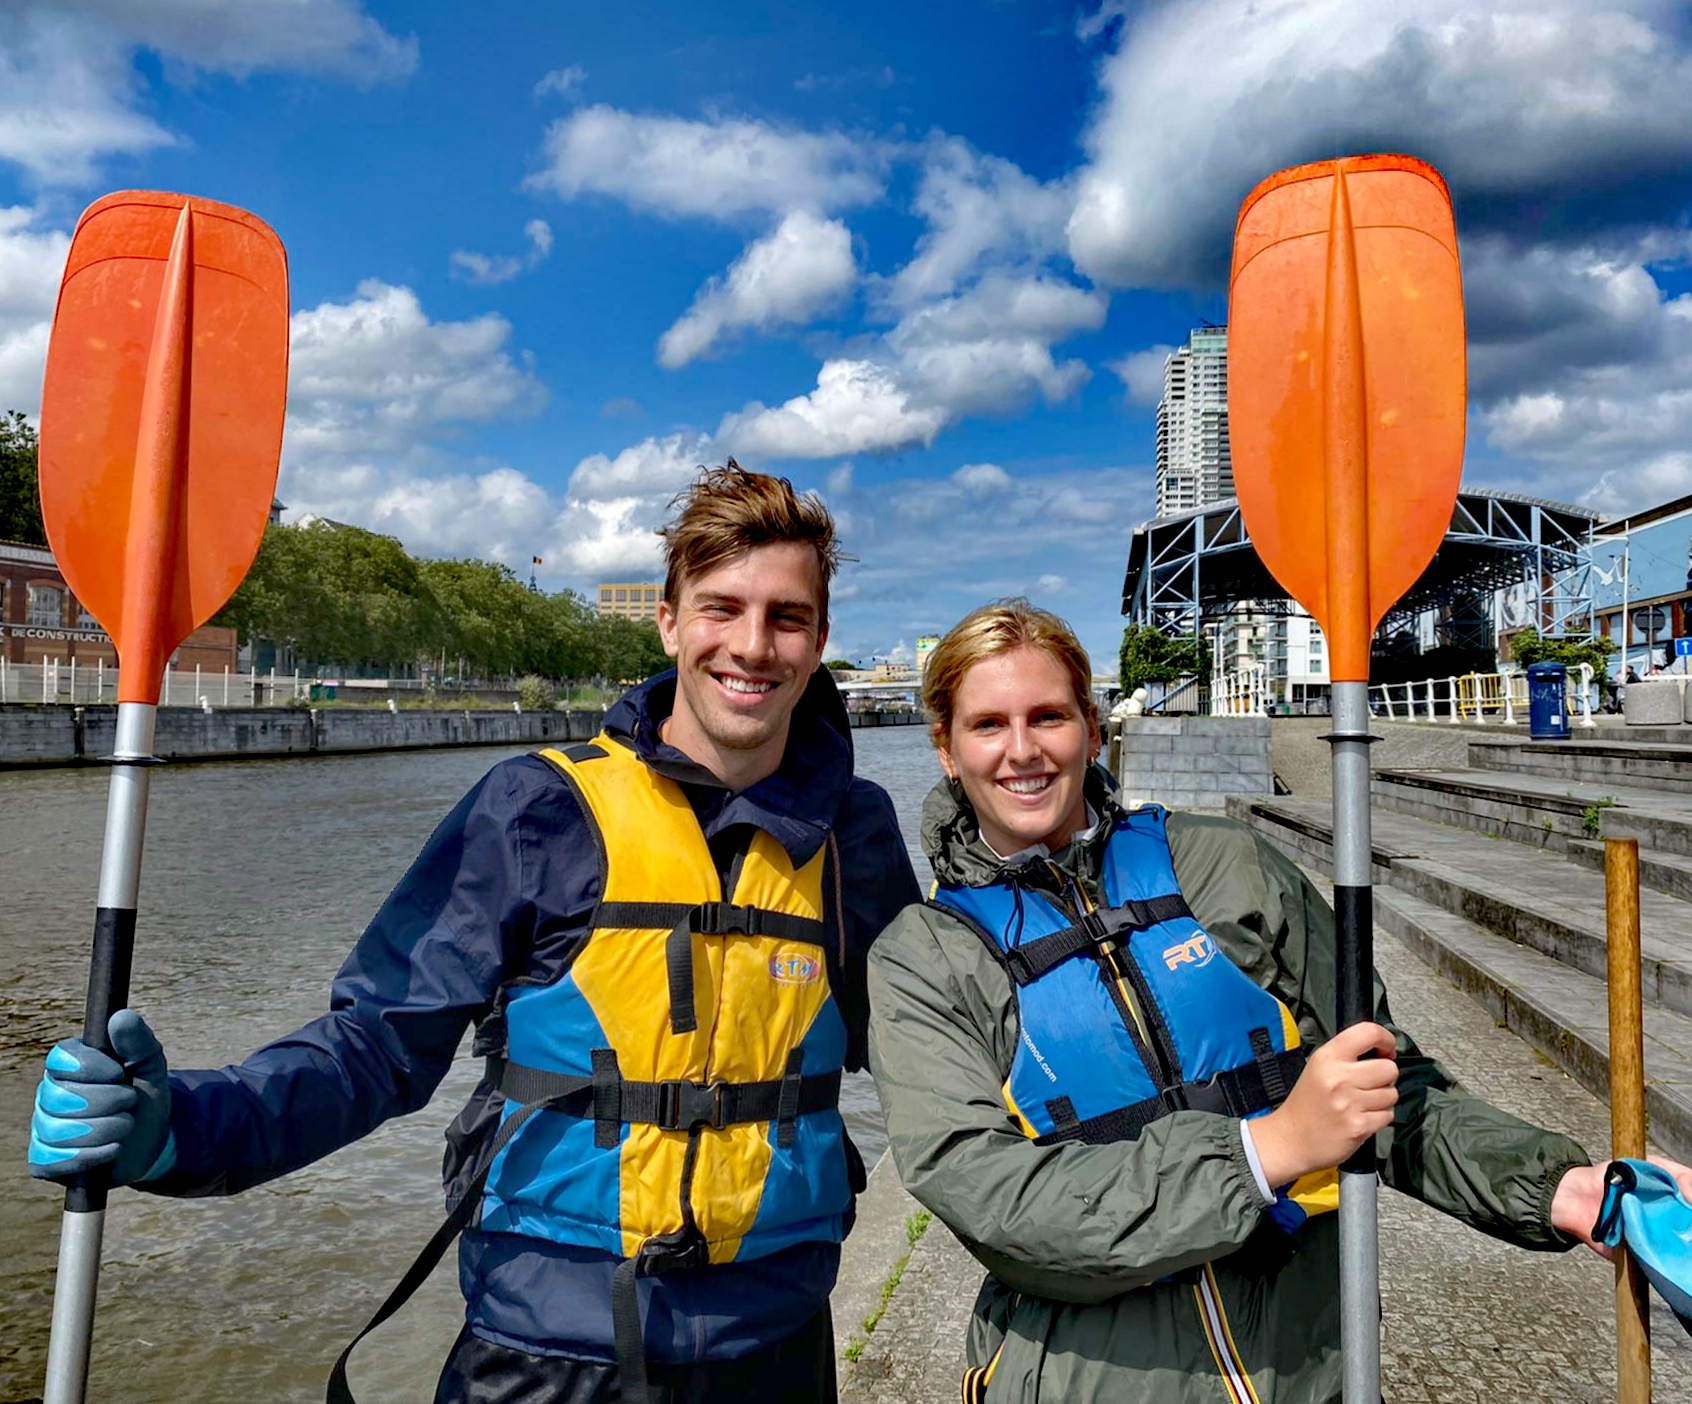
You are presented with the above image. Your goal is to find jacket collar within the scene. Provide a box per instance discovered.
[922,762,1124,892]
[602,667,854,866]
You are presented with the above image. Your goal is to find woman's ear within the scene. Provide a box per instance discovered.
[936,742,957,781]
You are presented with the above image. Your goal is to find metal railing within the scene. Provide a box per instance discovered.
[1368,664,1594,728]
[1211,662,1269,716]
[0,660,309,707]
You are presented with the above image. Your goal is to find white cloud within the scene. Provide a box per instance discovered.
[1070,0,1692,288]
[286,280,547,461]
[888,136,1071,310]
[718,358,948,460]
[566,432,712,502]
[1109,344,1175,407]
[0,2,413,184]
[1034,574,1069,595]
[527,105,885,221]
[887,274,1105,416]
[450,219,555,285]
[0,206,69,414]
[281,460,556,563]
[535,64,586,99]
[658,211,857,367]
[826,463,855,495]
[952,463,1012,494]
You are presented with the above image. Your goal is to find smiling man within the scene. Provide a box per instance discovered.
[28,464,919,1404]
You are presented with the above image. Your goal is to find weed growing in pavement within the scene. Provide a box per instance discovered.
[1581,797,1618,837]
[845,1212,935,1366]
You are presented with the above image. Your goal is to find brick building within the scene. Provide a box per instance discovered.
[0,538,236,670]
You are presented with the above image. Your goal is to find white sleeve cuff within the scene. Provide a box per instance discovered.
[1239,1119,1276,1205]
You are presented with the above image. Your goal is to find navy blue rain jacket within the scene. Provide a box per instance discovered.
[144,669,920,1363]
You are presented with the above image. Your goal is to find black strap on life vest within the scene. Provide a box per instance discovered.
[325,1080,580,1404]
[592,900,828,1036]
[325,1051,840,1404]
[1001,894,1192,986]
[1034,1037,1306,1146]
[490,1051,839,1133]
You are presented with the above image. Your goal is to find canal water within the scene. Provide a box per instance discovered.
[0,724,939,1403]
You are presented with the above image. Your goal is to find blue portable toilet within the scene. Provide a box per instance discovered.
[1526,661,1569,740]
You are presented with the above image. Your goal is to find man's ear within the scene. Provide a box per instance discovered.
[656,598,680,659]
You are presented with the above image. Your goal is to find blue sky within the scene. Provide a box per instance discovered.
[3,1,1692,668]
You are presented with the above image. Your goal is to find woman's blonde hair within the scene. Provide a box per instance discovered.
[922,598,1098,746]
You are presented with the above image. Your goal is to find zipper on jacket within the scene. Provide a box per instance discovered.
[1192,1263,1263,1404]
[1047,861,1180,1089]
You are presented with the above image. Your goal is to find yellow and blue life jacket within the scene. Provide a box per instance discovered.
[479,735,852,1271]
[933,805,1337,1233]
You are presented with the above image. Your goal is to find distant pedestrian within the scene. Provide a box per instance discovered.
[868,598,1692,1404]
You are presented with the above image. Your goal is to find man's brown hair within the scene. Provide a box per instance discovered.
[658,459,840,619]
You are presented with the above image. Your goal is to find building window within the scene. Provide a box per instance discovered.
[615,588,628,602]
[27,584,62,627]
[77,602,98,630]
[645,588,657,602]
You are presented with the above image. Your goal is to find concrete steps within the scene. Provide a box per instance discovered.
[1374,884,1692,1160]
[1227,775,1692,1164]
[1469,736,1692,794]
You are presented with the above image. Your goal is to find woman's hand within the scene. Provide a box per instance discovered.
[1250,1022,1398,1190]
[1551,1156,1692,1258]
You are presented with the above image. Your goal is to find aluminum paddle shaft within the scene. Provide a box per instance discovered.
[44,703,157,1404]
[1329,681,1379,1403]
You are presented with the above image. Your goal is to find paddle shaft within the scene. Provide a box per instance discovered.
[1606,838,1651,1404]
[44,702,158,1404]
[1327,682,1380,1404]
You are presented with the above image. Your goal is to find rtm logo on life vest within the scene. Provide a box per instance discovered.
[1162,931,1217,972]
[769,950,822,985]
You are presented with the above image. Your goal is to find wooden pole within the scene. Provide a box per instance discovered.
[1607,836,1650,1404]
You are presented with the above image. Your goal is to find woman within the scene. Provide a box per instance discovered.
[867,599,1674,1403]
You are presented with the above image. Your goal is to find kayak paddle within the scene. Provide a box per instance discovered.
[1227,154,1467,1403]
[36,191,288,1404]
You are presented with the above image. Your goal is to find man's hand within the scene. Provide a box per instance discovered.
[29,1009,175,1186]
[1552,1156,1692,1258]
[1250,1022,1398,1190]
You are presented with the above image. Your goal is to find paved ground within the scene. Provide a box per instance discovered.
[838,868,1692,1402]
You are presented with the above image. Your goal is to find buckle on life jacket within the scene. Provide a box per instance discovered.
[694,901,760,936]
[655,1078,728,1131]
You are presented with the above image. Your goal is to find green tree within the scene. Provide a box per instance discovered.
[592,613,670,682]
[0,411,45,546]
[1508,626,1615,675]
[825,658,858,672]
[1119,624,1210,693]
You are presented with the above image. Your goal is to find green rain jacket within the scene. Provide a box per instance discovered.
[866,772,1590,1404]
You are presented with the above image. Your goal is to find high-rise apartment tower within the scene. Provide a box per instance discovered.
[1154,327,1232,518]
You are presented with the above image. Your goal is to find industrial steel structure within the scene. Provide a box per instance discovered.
[1122,488,1600,647]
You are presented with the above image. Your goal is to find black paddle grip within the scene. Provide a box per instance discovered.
[1332,883,1377,1175]
[65,906,137,1215]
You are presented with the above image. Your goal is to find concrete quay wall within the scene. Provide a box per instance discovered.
[1113,715,1273,812]
[0,702,923,767]
[0,704,601,767]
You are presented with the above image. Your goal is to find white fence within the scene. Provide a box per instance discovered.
[0,659,309,707]
[1211,663,1270,716]
[1367,664,1595,728]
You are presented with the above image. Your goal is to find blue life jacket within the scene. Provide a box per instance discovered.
[933,805,1337,1232]
[478,736,852,1272]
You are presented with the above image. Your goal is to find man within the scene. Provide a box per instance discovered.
[30,464,919,1403]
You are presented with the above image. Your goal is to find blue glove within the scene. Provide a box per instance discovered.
[30,1008,176,1186]
[1595,1158,1692,1336]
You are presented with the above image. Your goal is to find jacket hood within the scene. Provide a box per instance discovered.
[601,666,854,865]
[921,762,1124,891]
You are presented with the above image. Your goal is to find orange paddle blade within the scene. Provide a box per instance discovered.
[1228,154,1465,681]
[38,191,289,703]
